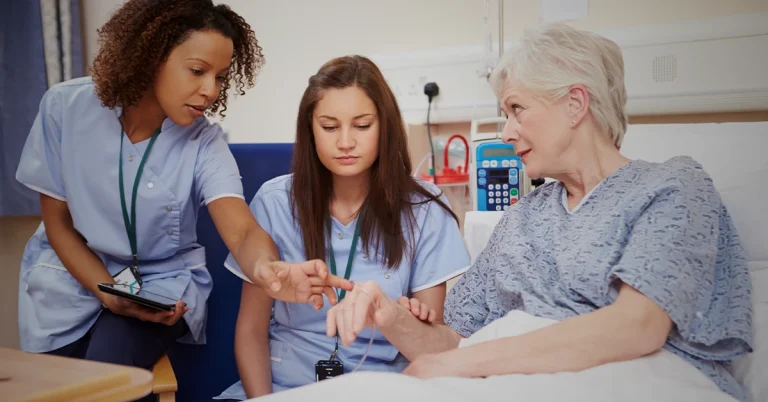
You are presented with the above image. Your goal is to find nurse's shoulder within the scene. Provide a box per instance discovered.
[408,178,462,239]
[409,178,456,217]
[42,76,105,114]
[25,77,104,133]
[245,174,294,214]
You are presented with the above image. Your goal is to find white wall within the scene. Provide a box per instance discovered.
[80,0,768,143]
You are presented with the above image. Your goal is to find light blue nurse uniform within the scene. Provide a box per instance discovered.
[15,76,244,353]
[216,174,471,399]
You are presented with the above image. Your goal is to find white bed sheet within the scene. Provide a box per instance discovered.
[255,311,736,402]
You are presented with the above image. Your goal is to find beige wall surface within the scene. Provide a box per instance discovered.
[79,0,768,143]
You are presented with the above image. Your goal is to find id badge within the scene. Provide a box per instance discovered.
[315,360,343,381]
[113,266,142,293]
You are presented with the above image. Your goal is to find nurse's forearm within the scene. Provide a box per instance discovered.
[235,223,279,284]
[39,195,114,300]
[235,327,273,398]
[207,197,278,285]
[378,296,463,360]
[234,283,274,398]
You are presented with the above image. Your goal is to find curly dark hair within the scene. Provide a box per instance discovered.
[91,0,264,118]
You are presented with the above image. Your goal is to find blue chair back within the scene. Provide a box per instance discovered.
[169,143,293,401]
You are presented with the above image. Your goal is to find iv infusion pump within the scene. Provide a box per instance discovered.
[469,117,532,211]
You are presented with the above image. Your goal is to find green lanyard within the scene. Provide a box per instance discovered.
[119,125,161,270]
[327,212,363,361]
[327,214,362,303]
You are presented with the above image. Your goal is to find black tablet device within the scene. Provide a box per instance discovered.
[98,283,180,312]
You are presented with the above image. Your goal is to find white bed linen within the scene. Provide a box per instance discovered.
[254,310,736,402]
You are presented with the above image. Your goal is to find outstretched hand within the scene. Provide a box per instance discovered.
[326,282,442,346]
[253,259,353,309]
[326,281,401,346]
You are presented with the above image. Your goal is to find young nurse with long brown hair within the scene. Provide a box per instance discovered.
[216,55,471,399]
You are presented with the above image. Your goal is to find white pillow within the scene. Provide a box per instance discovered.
[731,265,768,402]
[714,168,768,402]
[621,122,768,401]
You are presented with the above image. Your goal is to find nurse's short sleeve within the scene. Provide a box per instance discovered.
[409,192,471,294]
[195,125,243,205]
[15,88,66,201]
[609,167,753,361]
[223,189,275,284]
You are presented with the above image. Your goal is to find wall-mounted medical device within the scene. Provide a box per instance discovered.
[469,117,532,211]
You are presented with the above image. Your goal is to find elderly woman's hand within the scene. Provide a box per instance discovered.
[326,281,402,346]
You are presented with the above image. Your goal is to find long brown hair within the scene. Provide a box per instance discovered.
[290,55,458,269]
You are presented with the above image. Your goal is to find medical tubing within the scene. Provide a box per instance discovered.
[413,152,432,177]
[350,323,376,373]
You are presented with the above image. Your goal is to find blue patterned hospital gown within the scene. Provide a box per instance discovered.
[445,156,753,401]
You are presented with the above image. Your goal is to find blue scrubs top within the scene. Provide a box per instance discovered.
[216,174,471,399]
[15,76,244,352]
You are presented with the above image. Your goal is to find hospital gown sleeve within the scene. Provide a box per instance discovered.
[443,209,513,337]
[409,194,471,294]
[609,164,753,361]
[223,188,275,284]
[15,88,66,201]
[195,125,244,205]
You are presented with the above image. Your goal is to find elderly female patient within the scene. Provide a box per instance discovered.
[324,24,754,401]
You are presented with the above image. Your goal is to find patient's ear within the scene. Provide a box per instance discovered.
[566,84,590,127]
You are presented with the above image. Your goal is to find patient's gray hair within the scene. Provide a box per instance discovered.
[490,24,628,148]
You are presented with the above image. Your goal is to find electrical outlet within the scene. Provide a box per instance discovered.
[408,83,419,96]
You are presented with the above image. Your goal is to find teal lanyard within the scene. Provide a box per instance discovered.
[327,212,363,360]
[327,215,362,302]
[119,125,161,269]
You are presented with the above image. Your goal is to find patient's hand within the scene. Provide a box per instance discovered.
[397,297,437,324]
[326,281,401,346]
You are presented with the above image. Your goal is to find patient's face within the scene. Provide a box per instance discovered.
[499,80,573,179]
[312,86,380,180]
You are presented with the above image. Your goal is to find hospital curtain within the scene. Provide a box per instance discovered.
[0,0,84,216]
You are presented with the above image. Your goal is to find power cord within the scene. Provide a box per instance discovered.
[424,82,439,183]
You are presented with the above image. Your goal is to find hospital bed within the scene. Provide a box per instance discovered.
[251,122,767,402]
[167,122,766,401]
[463,121,768,401]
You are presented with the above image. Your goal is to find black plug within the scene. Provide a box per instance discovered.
[424,82,439,103]
[423,82,440,181]
[531,178,546,187]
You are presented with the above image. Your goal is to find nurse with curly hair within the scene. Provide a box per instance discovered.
[15,0,351,387]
